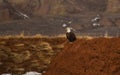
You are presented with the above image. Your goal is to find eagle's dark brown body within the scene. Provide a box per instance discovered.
[66,32,76,42]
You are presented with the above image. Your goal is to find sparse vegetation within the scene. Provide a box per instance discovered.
[0,36,66,74]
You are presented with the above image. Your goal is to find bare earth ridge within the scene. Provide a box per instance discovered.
[44,38,120,75]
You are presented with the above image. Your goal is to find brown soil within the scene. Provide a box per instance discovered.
[44,38,120,75]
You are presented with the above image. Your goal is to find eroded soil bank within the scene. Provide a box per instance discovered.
[0,37,66,74]
[44,37,120,75]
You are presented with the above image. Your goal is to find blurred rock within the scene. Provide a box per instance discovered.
[23,71,42,75]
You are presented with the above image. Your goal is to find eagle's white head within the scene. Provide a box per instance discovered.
[66,27,71,33]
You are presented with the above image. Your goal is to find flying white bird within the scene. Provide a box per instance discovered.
[91,14,101,27]
[17,11,29,19]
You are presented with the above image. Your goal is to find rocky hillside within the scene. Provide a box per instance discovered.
[0,0,120,22]
[0,0,106,15]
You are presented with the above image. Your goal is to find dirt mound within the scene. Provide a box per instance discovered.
[44,38,120,75]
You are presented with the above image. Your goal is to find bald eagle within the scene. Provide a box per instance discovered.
[66,27,76,42]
